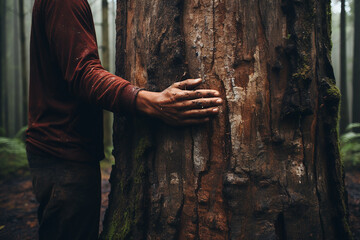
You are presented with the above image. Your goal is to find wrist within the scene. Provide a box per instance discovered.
[135,90,158,116]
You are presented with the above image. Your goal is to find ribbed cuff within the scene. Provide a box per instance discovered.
[122,84,146,115]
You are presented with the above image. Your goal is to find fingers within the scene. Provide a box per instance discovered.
[172,78,202,90]
[167,97,223,109]
[173,89,220,100]
[179,118,210,126]
[181,107,219,118]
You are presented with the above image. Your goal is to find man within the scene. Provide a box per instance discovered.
[26,0,222,239]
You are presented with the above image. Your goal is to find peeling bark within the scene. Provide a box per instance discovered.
[101,0,352,239]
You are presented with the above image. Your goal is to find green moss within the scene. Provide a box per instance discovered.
[104,208,133,240]
[118,210,132,239]
[105,212,117,239]
[319,78,353,239]
[134,164,145,184]
[325,82,341,134]
[326,84,341,99]
[104,134,151,239]
[292,63,311,80]
[134,137,151,161]
[101,117,153,239]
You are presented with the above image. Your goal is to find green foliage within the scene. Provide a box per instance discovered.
[14,125,27,140]
[340,123,360,170]
[100,146,115,171]
[0,127,28,180]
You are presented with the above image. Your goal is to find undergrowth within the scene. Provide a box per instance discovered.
[341,123,360,171]
[0,126,29,181]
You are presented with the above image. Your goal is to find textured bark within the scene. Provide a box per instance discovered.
[101,0,352,239]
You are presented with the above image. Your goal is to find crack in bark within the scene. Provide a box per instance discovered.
[275,212,286,240]
[312,1,326,238]
[299,116,310,181]
[312,104,326,240]
[174,195,185,240]
[210,0,216,71]
[190,127,200,240]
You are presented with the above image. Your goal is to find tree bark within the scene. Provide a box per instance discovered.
[353,0,360,125]
[101,0,352,239]
[340,0,349,133]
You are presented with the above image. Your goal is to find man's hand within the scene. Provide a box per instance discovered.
[135,78,223,126]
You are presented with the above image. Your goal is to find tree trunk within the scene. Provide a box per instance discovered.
[11,0,22,136]
[353,0,360,125]
[102,0,114,153]
[0,0,5,132]
[101,1,352,239]
[340,0,349,133]
[18,0,27,127]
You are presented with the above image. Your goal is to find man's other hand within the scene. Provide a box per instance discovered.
[135,78,223,126]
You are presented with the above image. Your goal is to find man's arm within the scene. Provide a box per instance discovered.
[44,0,221,124]
[44,0,139,113]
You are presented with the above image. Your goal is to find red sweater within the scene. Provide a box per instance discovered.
[26,0,140,162]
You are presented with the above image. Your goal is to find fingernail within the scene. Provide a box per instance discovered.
[213,108,219,112]
[216,99,222,104]
[195,78,202,81]
[214,91,220,96]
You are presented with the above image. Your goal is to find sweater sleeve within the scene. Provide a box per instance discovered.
[43,0,140,113]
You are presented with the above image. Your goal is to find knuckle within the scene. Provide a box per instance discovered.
[169,96,176,103]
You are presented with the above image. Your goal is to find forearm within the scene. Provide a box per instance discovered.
[78,63,141,113]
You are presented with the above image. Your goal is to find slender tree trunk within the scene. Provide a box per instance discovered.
[353,0,360,125]
[102,0,113,154]
[101,1,351,239]
[11,0,21,136]
[18,0,27,127]
[340,0,349,133]
[0,0,5,132]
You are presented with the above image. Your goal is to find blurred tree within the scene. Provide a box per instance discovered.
[353,0,360,126]
[340,0,350,133]
[102,0,113,156]
[12,0,21,136]
[18,0,27,126]
[0,0,5,133]
[1,0,26,137]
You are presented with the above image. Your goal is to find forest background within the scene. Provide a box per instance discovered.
[0,0,359,239]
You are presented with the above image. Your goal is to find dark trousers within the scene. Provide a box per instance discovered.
[27,152,101,240]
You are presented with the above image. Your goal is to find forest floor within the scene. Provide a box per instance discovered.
[347,170,360,239]
[0,161,112,240]
[0,167,359,240]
